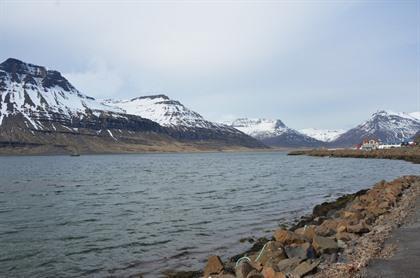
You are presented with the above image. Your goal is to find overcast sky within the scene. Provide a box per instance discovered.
[0,0,419,129]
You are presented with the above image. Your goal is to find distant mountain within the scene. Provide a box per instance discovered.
[299,128,346,142]
[0,58,264,154]
[331,110,420,147]
[226,118,323,147]
[103,95,265,147]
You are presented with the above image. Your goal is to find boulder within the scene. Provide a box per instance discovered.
[246,269,264,278]
[341,210,363,221]
[312,236,338,254]
[290,259,320,277]
[366,205,388,217]
[284,242,315,260]
[336,222,348,233]
[274,229,307,245]
[315,219,338,237]
[255,241,287,267]
[249,261,263,272]
[204,255,224,278]
[235,261,255,278]
[276,257,303,273]
[294,225,316,241]
[346,221,370,234]
[336,232,358,242]
[261,266,286,278]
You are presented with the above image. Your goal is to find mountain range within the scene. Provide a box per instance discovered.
[226,118,324,148]
[0,58,264,154]
[226,110,420,148]
[0,58,419,154]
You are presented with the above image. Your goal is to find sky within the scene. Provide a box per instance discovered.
[0,0,419,129]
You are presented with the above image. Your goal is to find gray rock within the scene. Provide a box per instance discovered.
[284,242,316,260]
[290,259,320,277]
[276,257,303,273]
[246,269,264,278]
[235,261,255,278]
[312,235,338,254]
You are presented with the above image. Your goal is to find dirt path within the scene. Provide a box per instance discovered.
[362,192,420,277]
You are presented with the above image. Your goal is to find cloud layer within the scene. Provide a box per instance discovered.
[0,0,418,129]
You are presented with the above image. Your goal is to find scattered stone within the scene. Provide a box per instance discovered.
[246,269,264,278]
[321,252,338,263]
[294,225,316,241]
[336,231,358,242]
[347,221,370,234]
[261,266,286,278]
[199,176,420,278]
[276,257,303,273]
[284,242,315,260]
[341,210,363,221]
[312,236,338,254]
[290,259,320,277]
[235,261,255,278]
[336,221,348,233]
[274,229,307,245]
[231,237,270,263]
[315,219,339,236]
[336,239,347,249]
[254,241,287,267]
[249,261,263,272]
[203,255,224,278]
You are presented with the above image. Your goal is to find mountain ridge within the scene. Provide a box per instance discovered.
[330,110,420,147]
[0,58,265,154]
[226,118,324,147]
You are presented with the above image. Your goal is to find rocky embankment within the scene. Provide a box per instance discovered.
[185,176,420,278]
[288,147,420,164]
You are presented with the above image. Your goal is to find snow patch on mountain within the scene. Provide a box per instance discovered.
[332,110,420,146]
[225,118,288,139]
[103,95,232,130]
[0,58,123,128]
[408,112,420,121]
[299,128,346,142]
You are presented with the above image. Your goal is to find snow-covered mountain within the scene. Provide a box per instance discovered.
[104,95,226,130]
[299,128,346,142]
[102,95,265,147]
[0,58,130,128]
[0,58,264,153]
[226,118,323,147]
[0,58,169,133]
[224,118,287,139]
[331,110,420,146]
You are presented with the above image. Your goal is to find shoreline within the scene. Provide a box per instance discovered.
[166,175,420,278]
[288,148,420,164]
[0,146,299,157]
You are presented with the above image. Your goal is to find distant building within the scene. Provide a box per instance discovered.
[360,139,380,151]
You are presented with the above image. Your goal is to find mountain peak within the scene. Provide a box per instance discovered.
[371,110,420,121]
[0,58,47,77]
[299,128,346,142]
[228,117,289,139]
[130,94,170,101]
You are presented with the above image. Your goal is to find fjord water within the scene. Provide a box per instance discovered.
[0,152,418,277]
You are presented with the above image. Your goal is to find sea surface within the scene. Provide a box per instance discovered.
[0,152,419,277]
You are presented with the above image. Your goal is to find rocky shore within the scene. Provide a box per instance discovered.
[168,175,420,278]
[288,148,420,164]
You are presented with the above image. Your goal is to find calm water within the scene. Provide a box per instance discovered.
[0,152,419,277]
